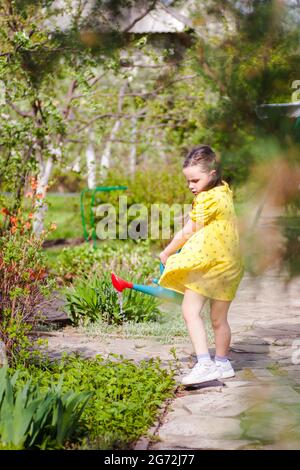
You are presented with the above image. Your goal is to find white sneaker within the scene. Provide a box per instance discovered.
[181,361,221,386]
[215,360,235,379]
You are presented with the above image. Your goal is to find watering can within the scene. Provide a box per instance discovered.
[111,260,183,304]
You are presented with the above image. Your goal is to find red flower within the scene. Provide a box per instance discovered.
[29,268,47,281]
[30,177,38,191]
[1,208,10,215]
[10,216,18,225]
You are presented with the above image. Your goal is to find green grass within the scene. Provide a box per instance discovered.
[44,193,83,240]
[84,301,214,345]
[43,246,64,270]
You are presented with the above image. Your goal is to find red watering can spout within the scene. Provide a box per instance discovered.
[111,273,133,292]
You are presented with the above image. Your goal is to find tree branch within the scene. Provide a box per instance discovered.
[69,73,199,101]
[202,62,226,94]
[88,72,108,88]
[6,99,34,118]
[62,79,78,120]
[123,0,159,33]
[70,109,147,133]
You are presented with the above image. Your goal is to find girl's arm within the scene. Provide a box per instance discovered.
[159,218,197,264]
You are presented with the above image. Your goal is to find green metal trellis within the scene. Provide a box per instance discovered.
[80,185,127,249]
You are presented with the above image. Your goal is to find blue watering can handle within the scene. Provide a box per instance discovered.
[159,262,165,275]
[159,249,181,275]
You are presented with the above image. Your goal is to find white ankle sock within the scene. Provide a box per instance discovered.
[197,353,212,364]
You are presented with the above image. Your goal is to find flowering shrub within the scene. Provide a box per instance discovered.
[0,178,56,365]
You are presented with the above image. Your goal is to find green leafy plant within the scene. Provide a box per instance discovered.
[64,277,101,326]
[64,272,160,326]
[13,353,175,449]
[55,239,158,282]
[0,309,47,368]
[0,367,90,449]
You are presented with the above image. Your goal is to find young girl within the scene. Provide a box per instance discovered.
[158,145,244,386]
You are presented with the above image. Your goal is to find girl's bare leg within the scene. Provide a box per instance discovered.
[209,299,232,357]
[182,289,209,356]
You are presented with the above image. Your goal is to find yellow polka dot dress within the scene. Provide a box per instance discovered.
[158,181,244,301]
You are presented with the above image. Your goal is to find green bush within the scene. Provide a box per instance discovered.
[64,272,161,326]
[12,354,175,449]
[49,168,85,193]
[64,277,101,326]
[55,239,159,283]
[100,164,190,207]
[0,367,90,449]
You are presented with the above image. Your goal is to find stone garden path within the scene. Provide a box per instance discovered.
[43,271,300,450]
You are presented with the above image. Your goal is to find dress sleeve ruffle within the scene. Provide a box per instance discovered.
[189,191,218,226]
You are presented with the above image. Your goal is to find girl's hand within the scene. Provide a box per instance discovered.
[159,251,169,265]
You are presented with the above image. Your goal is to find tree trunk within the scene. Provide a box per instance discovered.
[129,116,137,177]
[32,157,53,236]
[72,155,81,173]
[100,119,122,171]
[86,133,96,189]
[100,82,128,174]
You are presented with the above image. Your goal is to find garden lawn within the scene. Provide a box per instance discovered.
[44,193,83,240]
[43,246,64,271]
[83,301,215,344]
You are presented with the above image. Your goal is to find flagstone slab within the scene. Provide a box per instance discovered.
[221,380,253,389]
[267,385,300,404]
[154,415,242,442]
[171,392,257,418]
[150,437,252,450]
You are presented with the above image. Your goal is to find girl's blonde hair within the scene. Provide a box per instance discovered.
[183,145,222,190]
